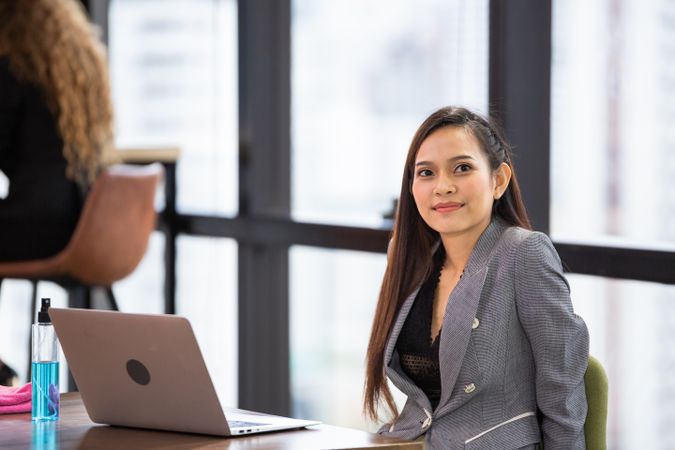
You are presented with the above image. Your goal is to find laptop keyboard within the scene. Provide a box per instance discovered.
[228,420,269,429]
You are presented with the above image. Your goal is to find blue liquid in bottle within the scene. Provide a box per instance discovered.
[32,361,60,421]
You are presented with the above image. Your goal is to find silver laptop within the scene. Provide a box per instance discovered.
[49,308,321,436]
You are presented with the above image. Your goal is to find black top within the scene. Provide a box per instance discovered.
[0,56,82,261]
[396,248,445,410]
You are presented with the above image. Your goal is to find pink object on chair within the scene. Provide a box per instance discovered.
[0,383,31,414]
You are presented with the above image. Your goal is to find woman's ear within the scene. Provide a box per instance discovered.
[493,162,512,199]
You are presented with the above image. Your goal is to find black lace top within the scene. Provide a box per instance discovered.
[396,248,445,410]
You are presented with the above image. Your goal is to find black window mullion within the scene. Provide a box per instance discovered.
[87,0,110,44]
[489,0,552,233]
[237,0,292,415]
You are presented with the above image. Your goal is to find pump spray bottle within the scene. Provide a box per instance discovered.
[32,298,59,421]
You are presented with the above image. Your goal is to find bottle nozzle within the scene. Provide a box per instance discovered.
[38,298,52,324]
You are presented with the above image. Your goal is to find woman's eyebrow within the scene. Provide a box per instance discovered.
[415,155,475,166]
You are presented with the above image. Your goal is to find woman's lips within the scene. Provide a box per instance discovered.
[433,202,463,213]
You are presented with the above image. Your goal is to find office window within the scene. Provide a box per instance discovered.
[109,0,238,216]
[176,236,238,406]
[289,247,406,431]
[552,2,675,447]
[292,0,489,226]
[551,0,675,245]
[567,274,675,449]
[115,232,166,314]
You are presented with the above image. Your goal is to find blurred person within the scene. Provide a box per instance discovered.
[364,106,588,449]
[0,0,114,385]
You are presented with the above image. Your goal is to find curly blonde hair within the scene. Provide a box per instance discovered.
[0,0,114,188]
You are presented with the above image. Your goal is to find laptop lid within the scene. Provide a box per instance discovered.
[49,308,319,436]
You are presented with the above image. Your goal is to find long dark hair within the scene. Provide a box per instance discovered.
[363,106,532,421]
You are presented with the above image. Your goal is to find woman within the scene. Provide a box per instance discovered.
[0,0,114,261]
[364,106,588,449]
[0,0,114,384]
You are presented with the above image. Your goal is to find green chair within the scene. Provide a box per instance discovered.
[540,355,608,450]
[584,355,608,450]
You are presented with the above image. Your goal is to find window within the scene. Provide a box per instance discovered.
[568,274,675,448]
[552,0,675,447]
[551,0,675,245]
[177,237,237,405]
[290,246,406,431]
[109,0,238,216]
[292,0,489,226]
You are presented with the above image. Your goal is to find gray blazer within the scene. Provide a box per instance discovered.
[378,219,589,449]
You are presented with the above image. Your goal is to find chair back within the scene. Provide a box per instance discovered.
[584,355,608,450]
[58,164,163,285]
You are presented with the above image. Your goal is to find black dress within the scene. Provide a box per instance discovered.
[0,56,82,261]
[396,248,445,410]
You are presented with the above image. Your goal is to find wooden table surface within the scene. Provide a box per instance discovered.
[0,393,423,450]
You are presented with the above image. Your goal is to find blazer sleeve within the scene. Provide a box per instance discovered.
[514,232,589,450]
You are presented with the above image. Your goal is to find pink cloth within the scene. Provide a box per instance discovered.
[0,383,31,414]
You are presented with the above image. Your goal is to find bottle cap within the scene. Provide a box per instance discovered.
[38,298,52,324]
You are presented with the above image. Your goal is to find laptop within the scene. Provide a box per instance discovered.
[49,308,321,436]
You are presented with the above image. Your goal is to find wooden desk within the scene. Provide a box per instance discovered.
[0,393,422,450]
[116,147,180,315]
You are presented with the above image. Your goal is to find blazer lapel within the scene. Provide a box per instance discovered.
[436,219,507,411]
[436,265,488,410]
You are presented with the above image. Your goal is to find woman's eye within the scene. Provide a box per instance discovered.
[417,169,434,177]
[455,163,472,173]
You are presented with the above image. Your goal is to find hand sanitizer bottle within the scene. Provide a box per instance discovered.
[32,298,59,421]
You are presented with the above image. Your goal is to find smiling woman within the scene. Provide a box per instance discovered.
[412,127,511,240]
[411,125,513,345]
[364,106,589,449]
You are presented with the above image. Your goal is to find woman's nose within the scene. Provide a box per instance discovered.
[434,175,456,195]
